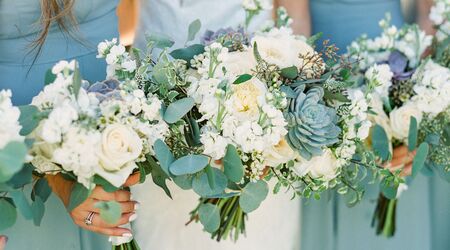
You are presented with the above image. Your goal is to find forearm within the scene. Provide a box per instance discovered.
[275,0,311,36]
[417,0,436,35]
[46,174,75,207]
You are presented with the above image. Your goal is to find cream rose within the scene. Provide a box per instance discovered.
[292,149,338,181]
[389,103,423,140]
[264,138,297,167]
[98,124,143,171]
[229,77,267,120]
[219,50,256,78]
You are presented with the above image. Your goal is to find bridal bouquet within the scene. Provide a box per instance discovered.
[28,59,168,248]
[348,16,450,237]
[102,6,382,241]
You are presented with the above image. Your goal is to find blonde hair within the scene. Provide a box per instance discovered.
[30,0,79,57]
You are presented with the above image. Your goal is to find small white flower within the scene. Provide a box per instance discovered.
[389,103,423,141]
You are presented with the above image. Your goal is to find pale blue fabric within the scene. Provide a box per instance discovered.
[303,1,450,250]
[0,1,118,249]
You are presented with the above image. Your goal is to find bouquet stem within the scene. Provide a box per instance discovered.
[372,193,397,237]
[112,239,140,250]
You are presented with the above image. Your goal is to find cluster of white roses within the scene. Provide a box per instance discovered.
[430,0,450,41]
[30,60,168,189]
[97,38,137,79]
[365,59,450,142]
[0,90,23,150]
[348,16,432,69]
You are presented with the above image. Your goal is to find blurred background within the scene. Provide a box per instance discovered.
[117,0,418,46]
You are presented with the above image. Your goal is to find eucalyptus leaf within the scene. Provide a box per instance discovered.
[192,168,227,197]
[204,192,240,199]
[372,124,391,162]
[170,44,205,65]
[32,196,45,226]
[169,154,209,176]
[93,175,119,193]
[0,141,27,183]
[68,183,90,212]
[6,163,33,189]
[380,178,398,200]
[154,139,175,176]
[32,178,52,203]
[407,116,418,152]
[10,190,33,220]
[411,143,429,178]
[0,198,17,230]
[198,203,220,233]
[223,144,244,182]
[280,66,298,79]
[95,201,122,224]
[146,32,175,49]
[205,165,216,189]
[280,85,296,98]
[173,175,193,190]
[163,97,195,124]
[148,156,172,199]
[18,105,42,136]
[239,180,269,213]
[44,69,56,85]
[307,32,323,46]
[187,19,201,43]
[233,74,252,85]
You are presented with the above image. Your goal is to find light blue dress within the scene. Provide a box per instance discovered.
[303,1,450,250]
[0,1,118,249]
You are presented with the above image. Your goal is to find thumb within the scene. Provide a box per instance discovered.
[0,235,8,250]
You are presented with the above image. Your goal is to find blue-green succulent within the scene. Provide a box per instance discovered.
[285,85,341,160]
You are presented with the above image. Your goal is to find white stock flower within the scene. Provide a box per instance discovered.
[39,102,78,144]
[0,90,23,149]
[292,149,339,181]
[365,64,393,98]
[389,103,423,140]
[200,130,229,160]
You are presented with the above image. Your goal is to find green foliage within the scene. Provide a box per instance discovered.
[170,44,205,65]
[154,139,175,176]
[44,69,56,85]
[95,201,122,224]
[18,105,44,136]
[198,203,220,233]
[10,190,33,220]
[173,175,193,190]
[31,196,45,226]
[0,198,17,230]
[163,97,195,124]
[223,145,244,182]
[239,180,269,213]
[372,124,391,162]
[307,32,323,46]
[0,141,27,183]
[233,74,253,85]
[408,116,418,152]
[93,175,119,193]
[187,19,201,43]
[73,66,82,98]
[32,178,52,203]
[147,157,172,199]
[192,168,227,197]
[169,154,209,176]
[280,66,298,79]
[146,32,175,49]
[6,164,33,189]
[411,143,429,178]
[68,183,90,212]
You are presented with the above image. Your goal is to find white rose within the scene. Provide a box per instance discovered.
[389,103,423,140]
[218,50,256,78]
[97,124,143,171]
[292,149,338,181]
[229,77,267,121]
[263,138,297,167]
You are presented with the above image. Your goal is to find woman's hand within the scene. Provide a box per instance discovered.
[69,173,141,236]
[387,145,416,176]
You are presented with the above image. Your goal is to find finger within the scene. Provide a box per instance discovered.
[73,211,136,228]
[0,236,8,250]
[393,146,409,158]
[91,188,131,202]
[75,221,132,237]
[401,163,413,177]
[114,190,131,202]
[123,173,141,187]
[120,201,139,214]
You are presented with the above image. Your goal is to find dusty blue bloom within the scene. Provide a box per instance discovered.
[387,50,415,80]
[84,79,121,102]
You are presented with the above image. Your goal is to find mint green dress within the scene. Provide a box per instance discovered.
[303,1,450,250]
[0,1,118,249]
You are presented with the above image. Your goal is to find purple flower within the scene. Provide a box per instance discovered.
[387,50,415,80]
[84,79,122,102]
[200,27,250,51]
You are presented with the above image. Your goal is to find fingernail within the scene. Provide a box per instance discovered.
[134,202,140,210]
[129,213,138,222]
[122,233,133,238]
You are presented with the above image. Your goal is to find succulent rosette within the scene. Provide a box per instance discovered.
[348,13,450,237]
[109,4,379,242]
